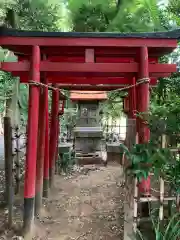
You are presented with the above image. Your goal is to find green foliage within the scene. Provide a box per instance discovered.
[58,152,75,174]
[150,75,180,138]
[107,0,165,32]
[67,0,180,121]
[121,142,166,182]
[68,0,117,32]
[0,49,18,114]
[0,0,66,30]
[68,0,165,32]
[147,0,180,146]
[18,84,29,123]
[136,213,180,240]
[15,0,63,31]
[167,0,180,27]
[0,0,68,123]
[163,159,180,194]
[67,0,172,117]
[0,0,16,26]
[101,97,123,119]
[60,107,77,138]
[121,141,180,194]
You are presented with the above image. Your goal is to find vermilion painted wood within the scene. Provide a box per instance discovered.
[0,36,177,48]
[54,99,65,172]
[13,71,171,82]
[35,75,46,214]
[137,47,151,196]
[47,56,135,63]
[55,116,60,171]
[48,56,85,62]
[43,101,49,197]
[18,55,157,63]
[49,86,59,187]
[85,49,95,63]
[5,46,175,57]
[96,57,135,63]
[17,75,158,85]
[24,46,40,198]
[43,78,49,180]
[128,77,136,119]
[138,47,150,144]
[3,30,176,235]
[0,62,176,74]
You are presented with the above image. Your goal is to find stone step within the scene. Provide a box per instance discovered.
[75,156,106,166]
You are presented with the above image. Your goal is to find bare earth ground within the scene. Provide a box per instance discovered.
[0,164,125,240]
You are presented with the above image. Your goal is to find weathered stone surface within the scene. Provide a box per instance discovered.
[106,143,122,153]
[75,138,102,153]
[73,100,105,164]
[74,127,103,138]
[58,143,73,154]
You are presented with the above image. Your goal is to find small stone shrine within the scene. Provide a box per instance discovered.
[70,91,107,165]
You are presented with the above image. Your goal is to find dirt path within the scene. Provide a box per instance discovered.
[35,165,124,240]
[0,164,125,240]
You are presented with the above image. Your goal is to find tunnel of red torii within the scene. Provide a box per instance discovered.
[0,26,178,236]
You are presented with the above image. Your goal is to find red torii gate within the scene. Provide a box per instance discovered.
[0,27,178,237]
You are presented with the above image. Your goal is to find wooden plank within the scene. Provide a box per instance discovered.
[85,49,94,63]
[0,36,177,47]
[0,62,176,74]
[14,74,159,85]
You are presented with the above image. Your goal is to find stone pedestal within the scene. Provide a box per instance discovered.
[106,142,124,164]
[58,143,73,154]
[57,143,73,173]
[73,101,105,165]
[70,91,107,165]
[74,126,104,165]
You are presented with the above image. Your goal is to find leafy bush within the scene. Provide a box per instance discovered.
[58,152,75,174]
[136,213,180,240]
[121,142,180,194]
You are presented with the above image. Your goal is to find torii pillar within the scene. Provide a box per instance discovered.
[128,77,137,147]
[123,77,137,162]
[128,78,136,120]
[49,86,59,188]
[43,84,50,198]
[137,47,151,213]
[23,46,40,237]
[35,76,46,216]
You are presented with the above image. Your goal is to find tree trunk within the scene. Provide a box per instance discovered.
[4,117,13,227]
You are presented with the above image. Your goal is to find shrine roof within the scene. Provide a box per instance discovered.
[70,91,107,101]
[1,27,180,39]
[0,27,178,57]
